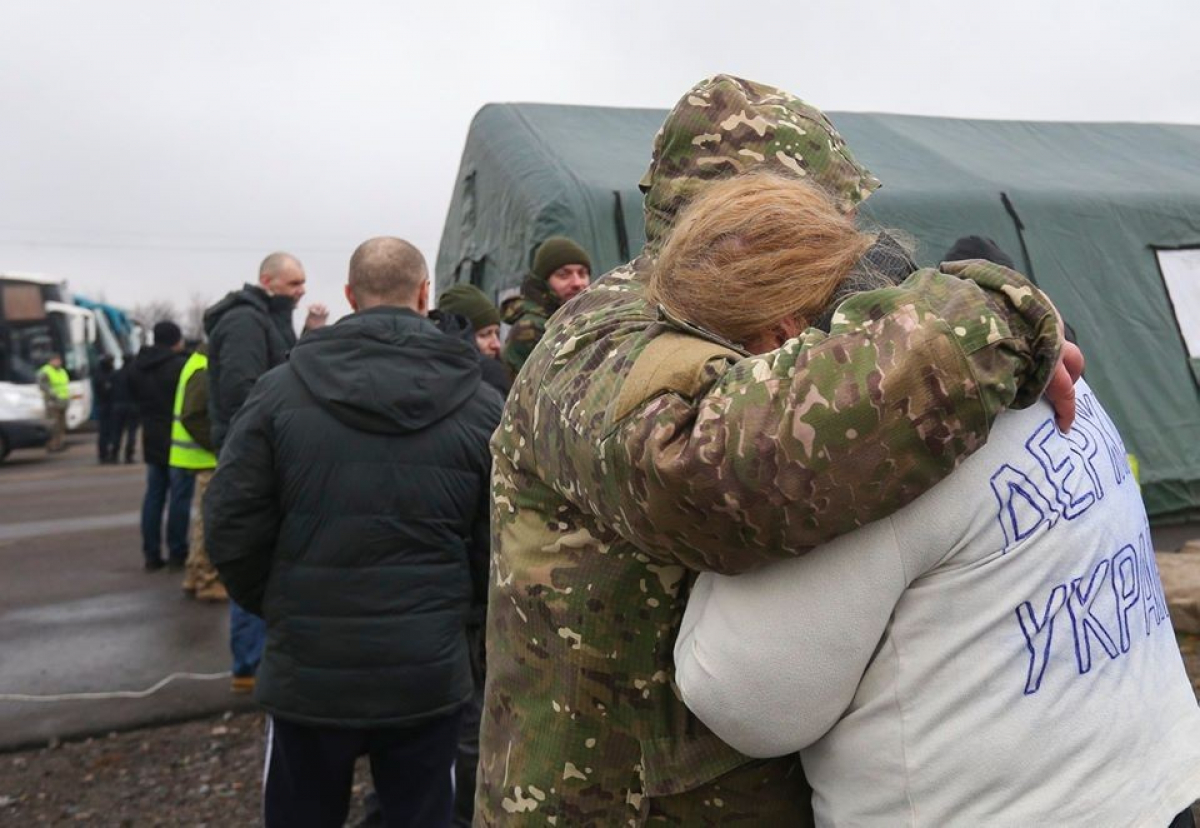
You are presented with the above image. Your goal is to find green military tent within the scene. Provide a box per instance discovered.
[435,102,1200,523]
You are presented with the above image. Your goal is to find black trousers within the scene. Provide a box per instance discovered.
[96,404,119,460]
[451,683,483,827]
[114,404,139,461]
[264,710,464,828]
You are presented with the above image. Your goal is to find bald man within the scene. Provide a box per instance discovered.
[204,251,328,692]
[206,237,503,828]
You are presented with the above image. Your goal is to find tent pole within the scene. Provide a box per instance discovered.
[1000,192,1038,285]
[614,191,631,262]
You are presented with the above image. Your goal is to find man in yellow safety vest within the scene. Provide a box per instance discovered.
[37,354,71,452]
[169,345,226,601]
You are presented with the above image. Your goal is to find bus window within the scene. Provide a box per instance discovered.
[4,323,56,383]
[1,283,46,322]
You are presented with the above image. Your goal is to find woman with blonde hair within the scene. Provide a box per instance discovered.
[648,171,888,353]
[668,172,1200,826]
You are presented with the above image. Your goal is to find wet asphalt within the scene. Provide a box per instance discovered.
[1,431,1195,755]
[0,437,251,752]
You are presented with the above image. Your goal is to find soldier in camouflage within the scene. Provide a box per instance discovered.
[477,74,1075,826]
[501,237,592,377]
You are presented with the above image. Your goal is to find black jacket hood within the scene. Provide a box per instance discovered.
[289,306,482,434]
[204,283,297,352]
[204,284,273,336]
[134,344,182,371]
[428,308,474,345]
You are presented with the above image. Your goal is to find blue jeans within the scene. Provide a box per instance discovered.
[141,464,195,565]
[230,601,266,678]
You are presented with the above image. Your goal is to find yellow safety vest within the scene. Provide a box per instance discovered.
[169,352,217,470]
[38,364,70,400]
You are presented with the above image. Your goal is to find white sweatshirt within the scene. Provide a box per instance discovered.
[675,381,1200,827]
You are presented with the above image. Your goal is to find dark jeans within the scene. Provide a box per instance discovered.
[230,600,266,678]
[114,404,139,461]
[96,404,119,460]
[264,710,464,828]
[140,464,194,564]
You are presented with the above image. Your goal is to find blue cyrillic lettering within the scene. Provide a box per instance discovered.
[991,463,1058,552]
[1109,544,1139,653]
[1016,584,1068,695]
[1067,558,1120,674]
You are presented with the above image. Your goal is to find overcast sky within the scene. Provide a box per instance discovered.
[2,0,1197,325]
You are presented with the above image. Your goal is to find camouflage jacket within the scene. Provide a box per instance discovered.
[501,275,561,377]
[477,75,1064,826]
[478,261,1061,825]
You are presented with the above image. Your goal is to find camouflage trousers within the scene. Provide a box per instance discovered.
[45,399,67,452]
[646,756,814,826]
[182,469,224,599]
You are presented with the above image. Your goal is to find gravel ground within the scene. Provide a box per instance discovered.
[0,711,372,826]
[2,638,1198,826]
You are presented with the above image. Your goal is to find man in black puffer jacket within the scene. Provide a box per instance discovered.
[205,237,502,828]
[204,252,328,451]
[204,252,327,692]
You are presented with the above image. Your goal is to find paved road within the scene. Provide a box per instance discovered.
[1,430,1196,754]
[0,437,250,751]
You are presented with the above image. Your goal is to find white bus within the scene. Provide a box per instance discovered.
[0,273,95,458]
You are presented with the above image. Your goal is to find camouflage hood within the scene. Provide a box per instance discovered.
[640,74,882,255]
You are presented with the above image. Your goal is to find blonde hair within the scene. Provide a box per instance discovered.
[648,172,875,345]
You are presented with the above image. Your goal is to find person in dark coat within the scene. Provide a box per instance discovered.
[430,307,511,398]
[111,353,140,463]
[203,251,327,692]
[93,355,118,463]
[206,237,502,827]
[204,252,328,451]
[127,322,190,571]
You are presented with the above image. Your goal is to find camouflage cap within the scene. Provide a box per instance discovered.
[641,74,882,253]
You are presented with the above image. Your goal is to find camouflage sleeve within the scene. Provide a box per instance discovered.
[501,314,545,376]
[600,260,1061,575]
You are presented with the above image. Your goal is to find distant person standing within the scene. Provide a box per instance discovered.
[207,238,501,828]
[204,252,327,693]
[170,344,225,602]
[127,322,190,572]
[500,236,591,376]
[435,283,511,396]
[427,281,510,826]
[36,354,70,452]
[93,355,118,463]
[111,353,140,463]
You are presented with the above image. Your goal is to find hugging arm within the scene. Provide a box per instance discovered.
[598,262,1062,574]
[673,521,908,756]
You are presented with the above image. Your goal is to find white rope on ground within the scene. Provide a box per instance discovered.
[0,671,232,702]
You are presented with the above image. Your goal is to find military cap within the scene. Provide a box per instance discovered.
[438,283,501,331]
[532,237,591,281]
